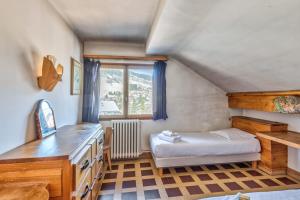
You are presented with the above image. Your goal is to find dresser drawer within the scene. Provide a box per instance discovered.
[95,153,104,175]
[73,169,92,200]
[88,138,97,160]
[91,178,101,200]
[72,145,92,190]
[96,131,104,154]
[91,159,97,180]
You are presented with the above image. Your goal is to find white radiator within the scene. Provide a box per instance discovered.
[111,120,141,159]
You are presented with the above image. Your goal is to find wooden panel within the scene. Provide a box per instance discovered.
[0,160,67,198]
[227,90,300,113]
[229,95,276,112]
[231,116,288,135]
[0,182,49,200]
[259,139,287,175]
[231,116,288,175]
[228,90,300,96]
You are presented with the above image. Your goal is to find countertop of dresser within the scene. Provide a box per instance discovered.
[0,123,102,163]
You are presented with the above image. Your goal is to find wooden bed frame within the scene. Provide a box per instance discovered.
[154,116,288,176]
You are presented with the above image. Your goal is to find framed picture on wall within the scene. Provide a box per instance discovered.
[71,57,82,95]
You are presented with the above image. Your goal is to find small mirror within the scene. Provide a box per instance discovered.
[35,99,56,139]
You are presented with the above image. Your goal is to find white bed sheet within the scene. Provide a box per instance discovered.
[200,189,300,200]
[150,132,261,158]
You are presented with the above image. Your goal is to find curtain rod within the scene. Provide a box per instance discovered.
[83,54,168,61]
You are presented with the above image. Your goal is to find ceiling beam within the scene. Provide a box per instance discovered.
[83,54,168,61]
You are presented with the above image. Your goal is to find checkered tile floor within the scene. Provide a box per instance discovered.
[98,158,300,200]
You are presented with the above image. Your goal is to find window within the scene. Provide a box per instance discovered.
[100,64,153,119]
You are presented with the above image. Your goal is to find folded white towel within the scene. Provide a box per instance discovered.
[162,130,178,137]
[158,133,181,143]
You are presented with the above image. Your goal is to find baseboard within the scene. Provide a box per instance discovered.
[287,167,300,181]
[111,151,152,161]
[139,151,152,159]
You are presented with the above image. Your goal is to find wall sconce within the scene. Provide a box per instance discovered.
[38,55,64,91]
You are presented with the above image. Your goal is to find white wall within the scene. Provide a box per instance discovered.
[0,0,83,154]
[84,42,230,151]
[84,41,146,56]
[243,110,300,171]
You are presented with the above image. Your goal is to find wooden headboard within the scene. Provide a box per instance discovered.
[231,116,288,135]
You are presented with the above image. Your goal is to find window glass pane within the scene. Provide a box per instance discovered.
[100,67,124,116]
[128,67,153,115]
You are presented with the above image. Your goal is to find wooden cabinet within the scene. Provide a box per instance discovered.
[0,123,104,200]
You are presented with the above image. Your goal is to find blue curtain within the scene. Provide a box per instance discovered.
[152,61,168,120]
[82,58,101,123]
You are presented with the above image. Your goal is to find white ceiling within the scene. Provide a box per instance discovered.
[48,0,160,42]
[147,0,300,92]
[49,0,300,92]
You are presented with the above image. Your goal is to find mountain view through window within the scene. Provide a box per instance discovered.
[100,65,153,117]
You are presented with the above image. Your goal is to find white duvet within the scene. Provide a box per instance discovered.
[200,189,300,200]
[150,130,261,158]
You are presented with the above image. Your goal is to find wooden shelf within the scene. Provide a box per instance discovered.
[257,131,300,149]
[227,90,300,113]
[227,90,300,97]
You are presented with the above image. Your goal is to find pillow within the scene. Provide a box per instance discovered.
[210,128,256,141]
[202,193,243,200]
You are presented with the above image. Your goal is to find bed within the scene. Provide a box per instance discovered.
[150,116,280,176]
[200,189,300,200]
[150,130,261,166]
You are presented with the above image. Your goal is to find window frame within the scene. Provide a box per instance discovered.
[99,63,153,120]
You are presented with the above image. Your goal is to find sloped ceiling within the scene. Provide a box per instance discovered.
[48,0,160,42]
[48,0,300,92]
[147,0,300,92]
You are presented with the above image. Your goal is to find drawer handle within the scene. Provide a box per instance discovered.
[80,160,90,171]
[81,185,90,200]
[97,155,103,162]
[98,173,103,180]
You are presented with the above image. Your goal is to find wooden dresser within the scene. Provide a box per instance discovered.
[0,123,104,200]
